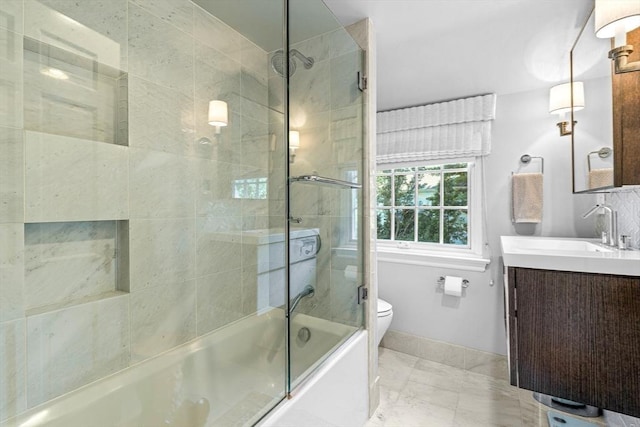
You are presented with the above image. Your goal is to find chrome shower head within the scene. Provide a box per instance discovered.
[270,49,314,77]
[271,50,296,77]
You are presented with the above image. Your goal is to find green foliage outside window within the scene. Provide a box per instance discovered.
[376,164,469,246]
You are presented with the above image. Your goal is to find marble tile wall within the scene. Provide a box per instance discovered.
[22,38,128,146]
[0,224,24,324]
[0,319,26,419]
[24,131,129,222]
[0,128,23,223]
[0,0,278,421]
[23,0,128,70]
[0,13,23,130]
[24,221,120,311]
[608,188,640,249]
[0,3,25,421]
[26,295,130,407]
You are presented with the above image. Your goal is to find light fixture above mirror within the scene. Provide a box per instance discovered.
[595,0,640,73]
[549,82,584,136]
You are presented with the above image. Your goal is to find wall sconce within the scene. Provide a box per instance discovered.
[208,100,228,134]
[549,82,584,136]
[289,130,300,163]
[595,0,640,73]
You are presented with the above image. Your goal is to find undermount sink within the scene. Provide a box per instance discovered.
[500,236,640,276]
[504,237,613,253]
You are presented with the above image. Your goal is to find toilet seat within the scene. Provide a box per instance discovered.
[378,298,393,317]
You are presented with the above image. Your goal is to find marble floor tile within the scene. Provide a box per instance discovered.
[460,370,520,400]
[377,348,418,392]
[410,358,465,393]
[384,400,456,427]
[378,347,419,368]
[399,380,459,412]
[464,348,509,381]
[455,393,522,426]
[368,347,610,427]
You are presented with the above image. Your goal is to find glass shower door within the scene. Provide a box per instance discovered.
[286,0,366,389]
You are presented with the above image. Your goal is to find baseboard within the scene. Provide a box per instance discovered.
[381,329,508,381]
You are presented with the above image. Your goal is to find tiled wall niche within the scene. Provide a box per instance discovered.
[23,37,129,146]
[24,220,130,315]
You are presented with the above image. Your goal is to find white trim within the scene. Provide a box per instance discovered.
[375,160,484,254]
[377,247,490,272]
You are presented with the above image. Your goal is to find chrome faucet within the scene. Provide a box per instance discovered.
[289,285,315,314]
[582,203,617,247]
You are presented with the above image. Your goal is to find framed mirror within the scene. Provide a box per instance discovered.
[570,8,614,193]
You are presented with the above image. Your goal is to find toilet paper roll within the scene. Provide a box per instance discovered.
[444,275,463,297]
[344,265,357,281]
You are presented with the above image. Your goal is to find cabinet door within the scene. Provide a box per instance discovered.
[513,268,640,417]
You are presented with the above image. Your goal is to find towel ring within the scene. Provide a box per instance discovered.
[587,147,612,171]
[520,154,544,174]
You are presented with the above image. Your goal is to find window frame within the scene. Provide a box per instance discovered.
[375,158,484,259]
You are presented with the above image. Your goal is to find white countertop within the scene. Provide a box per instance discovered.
[500,235,640,277]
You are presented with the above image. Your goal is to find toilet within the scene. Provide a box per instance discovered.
[377,298,394,346]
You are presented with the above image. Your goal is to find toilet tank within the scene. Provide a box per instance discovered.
[241,228,320,312]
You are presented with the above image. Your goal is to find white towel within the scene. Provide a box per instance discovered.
[512,173,543,223]
[588,168,613,189]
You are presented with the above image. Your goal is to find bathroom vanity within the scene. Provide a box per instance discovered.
[501,236,640,418]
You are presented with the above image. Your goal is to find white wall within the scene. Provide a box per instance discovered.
[378,86,599,355]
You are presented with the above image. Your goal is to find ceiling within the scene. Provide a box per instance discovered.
[194,0,341,52]
[322,0,594,111]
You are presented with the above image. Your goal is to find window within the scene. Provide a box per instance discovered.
[376,162,471,247]
[233,177,268,199]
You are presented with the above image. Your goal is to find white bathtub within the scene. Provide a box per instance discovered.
[1,309,365,427]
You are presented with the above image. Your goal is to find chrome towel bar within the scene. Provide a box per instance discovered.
[290,175,362,189]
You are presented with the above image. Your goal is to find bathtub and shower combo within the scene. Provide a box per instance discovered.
[0,0,370,426]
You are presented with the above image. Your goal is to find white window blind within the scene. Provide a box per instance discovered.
[376,94,497,164]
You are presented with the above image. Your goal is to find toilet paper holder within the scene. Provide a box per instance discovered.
[437,276,469,288]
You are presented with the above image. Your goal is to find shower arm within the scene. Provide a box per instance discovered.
[290,49,314,69]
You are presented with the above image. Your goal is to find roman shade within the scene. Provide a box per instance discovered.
[376,94,497,164]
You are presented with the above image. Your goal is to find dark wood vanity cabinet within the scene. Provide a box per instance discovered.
[507,267,640,418]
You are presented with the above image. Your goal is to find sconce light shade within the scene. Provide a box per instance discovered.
[208,100,228,127]
[289,130,300,150]
[595,0,640,40]
[549,82,585,115]
[288,130,300,163]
